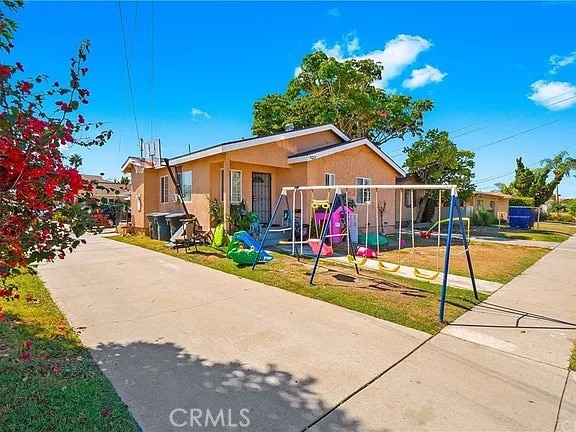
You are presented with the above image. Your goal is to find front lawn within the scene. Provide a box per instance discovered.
[0,273,139,432]
[471,221,576,243]
[111,235,485,335]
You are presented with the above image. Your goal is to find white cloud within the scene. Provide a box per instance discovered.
[402,65,447,89]
[549,51,576,74]
[327,8,340,17]
[312,39,343,59]
[308,34,443,89]
[347,36,360,54]
[190,108,211,119]
[528,80,576,110]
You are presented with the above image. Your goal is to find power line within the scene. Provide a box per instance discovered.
[475,141,576,185]
[470,111,576,151]
[118,1,141,146]
[384,89,576,157]
[117,1,140,163]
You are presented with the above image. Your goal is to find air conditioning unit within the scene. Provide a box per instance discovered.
[171,194,182,203]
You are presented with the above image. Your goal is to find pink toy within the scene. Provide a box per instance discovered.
[400,239,407,248]
[356,246,378,258]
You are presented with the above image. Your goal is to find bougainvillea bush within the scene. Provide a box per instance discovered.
[0,0,112,310]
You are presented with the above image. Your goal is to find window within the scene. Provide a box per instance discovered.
[356,177,371,204]
[325,173,335,186]
[176,170,192,201]
[230,170,242,204]
[160,176,169,204]
[220,168,225,202]
[489,200,496,210]
[477,199,484,209]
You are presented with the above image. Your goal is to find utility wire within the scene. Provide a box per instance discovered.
[117,1,139,162]
[118,1,141,147]
[470,111,576,151]
[150,1,155,142]
[384,89,576,157]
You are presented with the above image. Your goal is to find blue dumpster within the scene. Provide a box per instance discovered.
[508,206,536,230]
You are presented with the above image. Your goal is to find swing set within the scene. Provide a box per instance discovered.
[252,184,478,322]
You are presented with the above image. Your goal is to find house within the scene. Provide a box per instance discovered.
[465,191,512,218]
[80,174,130,205]
[121,124,406,236]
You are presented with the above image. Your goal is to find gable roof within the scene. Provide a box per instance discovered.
[287,138,406,176]
[169,124,349,166]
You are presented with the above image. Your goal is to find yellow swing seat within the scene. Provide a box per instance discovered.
[377,261,400,273]
[346,254,367,266]
[413,267,439,280]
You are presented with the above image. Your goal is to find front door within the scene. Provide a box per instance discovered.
[252,172,271,224]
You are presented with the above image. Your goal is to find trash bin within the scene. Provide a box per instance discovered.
[154,213,171,241]
[165,213,186,237]
[508,206,535,230]
[146,213,158,239]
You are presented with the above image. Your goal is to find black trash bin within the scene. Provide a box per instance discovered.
[146,213,159,239]
[155,213,171,241]
[165,213,187,238]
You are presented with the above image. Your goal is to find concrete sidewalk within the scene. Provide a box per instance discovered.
[37,235,429,432]
[311,235,576,431]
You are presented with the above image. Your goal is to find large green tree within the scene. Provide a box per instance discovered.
[252,51,434,146]
[502,152,576,206]
[403,129,476,221]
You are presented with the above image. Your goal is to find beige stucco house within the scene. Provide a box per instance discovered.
[465,191,511,218]
[121,124,406,235]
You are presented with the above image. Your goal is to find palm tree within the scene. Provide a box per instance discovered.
[540,151,576,200]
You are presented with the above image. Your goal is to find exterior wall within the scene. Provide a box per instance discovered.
[305,146,399,233]
[466,194,510,217]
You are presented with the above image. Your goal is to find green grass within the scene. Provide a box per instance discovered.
[472,221,576,243]
[0,273,139,432]
[110,235,486,335]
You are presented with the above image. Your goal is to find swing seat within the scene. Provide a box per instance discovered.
[420,231,432,239]
[346,254,367,266]
[413,267,439,280]
[377,261,400,273]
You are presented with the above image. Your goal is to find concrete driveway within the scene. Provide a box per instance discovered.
[38,235,429,431]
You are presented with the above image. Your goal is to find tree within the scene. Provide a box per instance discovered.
[0,0,112,308]
[119,175,130,185]
[499,152,576,206]
[403,129,476,221]
[68,153,83,169]
[252,51,434,146]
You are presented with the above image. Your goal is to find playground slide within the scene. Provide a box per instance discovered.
[232,231,274,262]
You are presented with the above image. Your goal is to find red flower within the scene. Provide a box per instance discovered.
[101,409,110,416]
[43,354,51,360]
[21,352,31,361]
[24,340,33,348]
[0,65,11,77]
[52,365,62,373]
[78,114,85,124]
[16,61,23,71]
[19,81,32,93]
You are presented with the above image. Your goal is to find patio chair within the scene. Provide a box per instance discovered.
[174,215,212,253]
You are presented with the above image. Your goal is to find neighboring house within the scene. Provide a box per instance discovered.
[465,191,511,218]
[80,175,131,205]
[121,124,407,236]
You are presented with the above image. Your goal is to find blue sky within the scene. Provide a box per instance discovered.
[8,1,576,197]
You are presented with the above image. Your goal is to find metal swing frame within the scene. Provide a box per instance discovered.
[252,185,478,322]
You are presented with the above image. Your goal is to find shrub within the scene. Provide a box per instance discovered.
[509,196,535,207]
[472,208,498,226]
